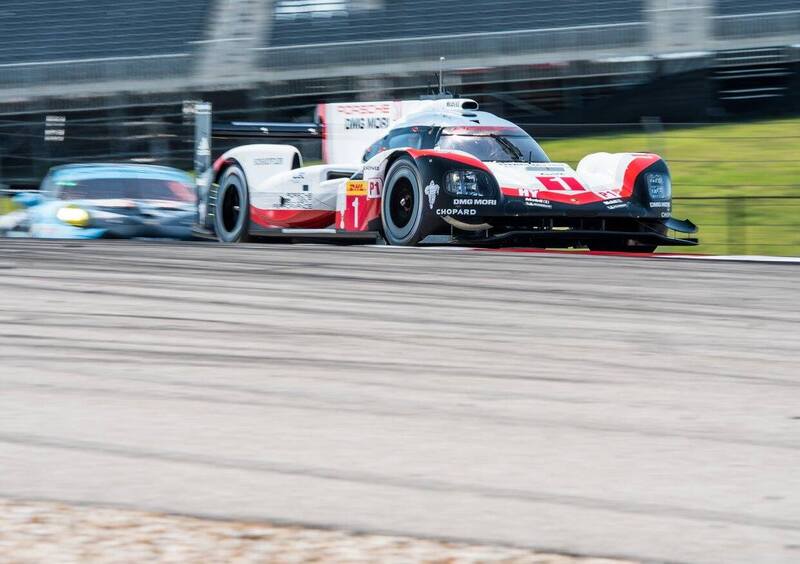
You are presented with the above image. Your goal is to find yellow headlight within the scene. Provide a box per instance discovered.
[56,206,90,227]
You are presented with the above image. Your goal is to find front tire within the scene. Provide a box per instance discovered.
[214,165,251,243]
[381,157,432,246]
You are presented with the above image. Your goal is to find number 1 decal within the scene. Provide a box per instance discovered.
[536,176,585,191]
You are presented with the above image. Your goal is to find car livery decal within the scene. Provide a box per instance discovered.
[405,149,491,172]
[500,154,660,205]
[250,207,334,229]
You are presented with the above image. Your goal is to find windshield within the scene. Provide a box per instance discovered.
[54,177,196,203]
[435,127,549,163]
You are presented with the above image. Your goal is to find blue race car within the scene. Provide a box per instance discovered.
[1,163,196,239]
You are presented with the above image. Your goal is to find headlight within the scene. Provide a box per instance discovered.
[644,173,671,200]
[445,170,483,196]
[56,205,90,227]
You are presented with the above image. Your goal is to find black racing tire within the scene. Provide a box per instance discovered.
[214,165,251,243]
[381,157,434,246]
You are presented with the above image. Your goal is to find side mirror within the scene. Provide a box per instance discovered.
[12,192,43,208]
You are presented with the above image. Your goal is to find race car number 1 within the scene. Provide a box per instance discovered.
[341,180,373,231]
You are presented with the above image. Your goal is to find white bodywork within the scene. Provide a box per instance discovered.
[217,144,301,186]
[576,152,649,191]
[487,153,650,197]
[216,144,359,219]
[249,164,358,214]
[487,161,580,187]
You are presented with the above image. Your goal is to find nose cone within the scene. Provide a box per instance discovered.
[486,161,576,189]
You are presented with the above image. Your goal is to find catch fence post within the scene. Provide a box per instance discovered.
[641,116,665,158]
[192,101,212,223]
[727,197,746,255]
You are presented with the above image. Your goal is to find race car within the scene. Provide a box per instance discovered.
[1,163,196,239]
[194,98,696,251]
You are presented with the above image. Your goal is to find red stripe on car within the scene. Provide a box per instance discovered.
[619,154,660,198]
[250,207,334,229]
[405,149,490,172]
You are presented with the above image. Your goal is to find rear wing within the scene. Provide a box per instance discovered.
[191,96,481,179]
[316,97,480,163]
[211,121,322,139]
[191,101,323,195]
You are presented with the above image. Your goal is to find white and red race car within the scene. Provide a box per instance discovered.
[193,98,696,251]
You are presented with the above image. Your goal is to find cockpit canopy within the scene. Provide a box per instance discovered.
[436,126,549,163]
[362,123,549,163]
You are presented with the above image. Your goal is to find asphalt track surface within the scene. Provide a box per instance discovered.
[0,239,798,564]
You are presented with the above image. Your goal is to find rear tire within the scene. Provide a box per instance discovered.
[214,165,251,243]
[381,157,432,246]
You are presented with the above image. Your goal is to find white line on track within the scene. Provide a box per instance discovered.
[662,254,800,263]
[364,245,800,263]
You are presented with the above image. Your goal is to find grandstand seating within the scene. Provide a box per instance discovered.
[268,0,646,47]
[713,0,800,39]
[715,0,800,16]
[0,0,793,96]
[0,0,213,65]
[0,0,794,67]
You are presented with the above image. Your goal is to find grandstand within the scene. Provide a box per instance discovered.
[0,0,211,64]
[0,0,796,95]
[268,0,646,47]
[0,0,212,95]
[714,0,800,39]
[0,0,797,188]
[0,0,794,95]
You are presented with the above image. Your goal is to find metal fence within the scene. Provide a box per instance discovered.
[0,112,195,187]
[673,196,800,256]
[0,105,323,187]
[1,190,796,255]
[1,107,798,256]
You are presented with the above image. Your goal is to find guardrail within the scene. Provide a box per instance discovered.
[1,191,795,256]
[0,54,192,90]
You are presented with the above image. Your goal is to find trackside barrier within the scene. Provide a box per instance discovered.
[0,188,797,256]
[0,108,798,256]
[672,196,800,256]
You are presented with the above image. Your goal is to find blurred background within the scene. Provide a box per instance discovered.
[0,0,798,254]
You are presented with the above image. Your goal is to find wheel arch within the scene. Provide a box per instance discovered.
[381,148,491,189]
[384,149,417,172]
[376,149,428,193]
[213,156,247,186]
[212,144,302,187]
